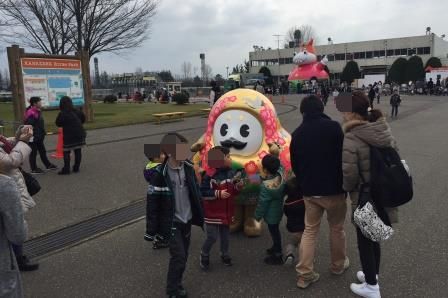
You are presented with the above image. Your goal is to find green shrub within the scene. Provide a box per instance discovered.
[172,93,189,105]
[103,94,118,104]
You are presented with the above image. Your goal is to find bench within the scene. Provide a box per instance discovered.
[152,112,186,124]
[200,108,211,117]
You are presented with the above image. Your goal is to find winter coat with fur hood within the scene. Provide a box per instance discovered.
[342,117,398,223]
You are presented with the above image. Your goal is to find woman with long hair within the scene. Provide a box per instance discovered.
[24,97,57,174]
[55,96,86,175]
[341,91,398,298]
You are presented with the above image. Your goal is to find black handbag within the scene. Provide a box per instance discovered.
[20,169,41,196]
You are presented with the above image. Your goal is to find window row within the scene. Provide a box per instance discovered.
[251,58,293,67]
[251,47,431,66]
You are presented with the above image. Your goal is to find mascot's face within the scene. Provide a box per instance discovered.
[213,110,263,157]
[293,50,317,65]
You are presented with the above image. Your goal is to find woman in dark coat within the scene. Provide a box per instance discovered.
[55,96,86,175]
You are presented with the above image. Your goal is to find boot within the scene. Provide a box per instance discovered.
[17,255,39,272]
[58,151,71,175]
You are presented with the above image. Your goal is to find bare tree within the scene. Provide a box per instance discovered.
[0,0,75,54]
[64,0,158,58]
[285,24,318,47]
[181,61,192,79]
[204,64,213,82]
[0,0,158,59]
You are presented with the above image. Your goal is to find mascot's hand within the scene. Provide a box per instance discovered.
[191,141,205,152]
[268,142,281,156]
[321,55,328,65]
[191,135,206,152]
[235,180,244,189]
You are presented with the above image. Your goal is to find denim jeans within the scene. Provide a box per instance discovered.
[166,222,191,295]
[201,224,230,257]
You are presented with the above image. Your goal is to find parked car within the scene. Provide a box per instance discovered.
[399,84,408,94]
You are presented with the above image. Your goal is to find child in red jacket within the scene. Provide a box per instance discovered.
[199,146,243,270]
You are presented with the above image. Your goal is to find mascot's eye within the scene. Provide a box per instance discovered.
[220,124,228,136]
[240,124,249,138]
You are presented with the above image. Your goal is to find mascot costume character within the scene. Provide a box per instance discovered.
[288,39,329,81]
[191,89,291,237]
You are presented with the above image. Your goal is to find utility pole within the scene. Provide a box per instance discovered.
[273,34,283,87]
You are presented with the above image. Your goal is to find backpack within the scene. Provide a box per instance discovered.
[369,146,413,208]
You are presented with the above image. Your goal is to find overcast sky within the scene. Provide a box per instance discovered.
[1,0,448,77]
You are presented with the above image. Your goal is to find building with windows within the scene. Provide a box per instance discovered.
[249,34,448,82]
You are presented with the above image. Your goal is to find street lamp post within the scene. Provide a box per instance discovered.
[226,66,229,78]
[273,34,283,87]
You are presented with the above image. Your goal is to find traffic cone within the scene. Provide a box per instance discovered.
[51,128,64,159]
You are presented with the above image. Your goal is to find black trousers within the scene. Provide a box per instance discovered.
[63,149,82,171]
[356,227,380,285]
[166,221,191,295]
[29,141,51,170]
[391,105,398,117]
[268,224,282,255]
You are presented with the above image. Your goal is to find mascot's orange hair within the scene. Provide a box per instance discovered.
[303,39,316,54]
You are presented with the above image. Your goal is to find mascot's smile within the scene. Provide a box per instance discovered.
[220,137,247,150]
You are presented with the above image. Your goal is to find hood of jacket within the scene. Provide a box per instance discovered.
[343,117,394,148]
[262,169,284,192]
[25,106,40,120]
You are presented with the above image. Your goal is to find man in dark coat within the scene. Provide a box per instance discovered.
[290,95,348,289]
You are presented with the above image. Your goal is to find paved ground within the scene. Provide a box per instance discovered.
[22,94,448,297]
[24,99,294,237]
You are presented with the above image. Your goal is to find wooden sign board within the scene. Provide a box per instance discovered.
[7,45,93,122]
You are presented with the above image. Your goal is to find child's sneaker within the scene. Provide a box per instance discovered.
[200,254,209,270]
[266,247,275,255]
[284,254,295,266]
[144,233,155,241]
[264,254,283,265]
[46,164,58,171]
[221,255,232,266]
[152,236,169,249]
[31,168,45,175]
